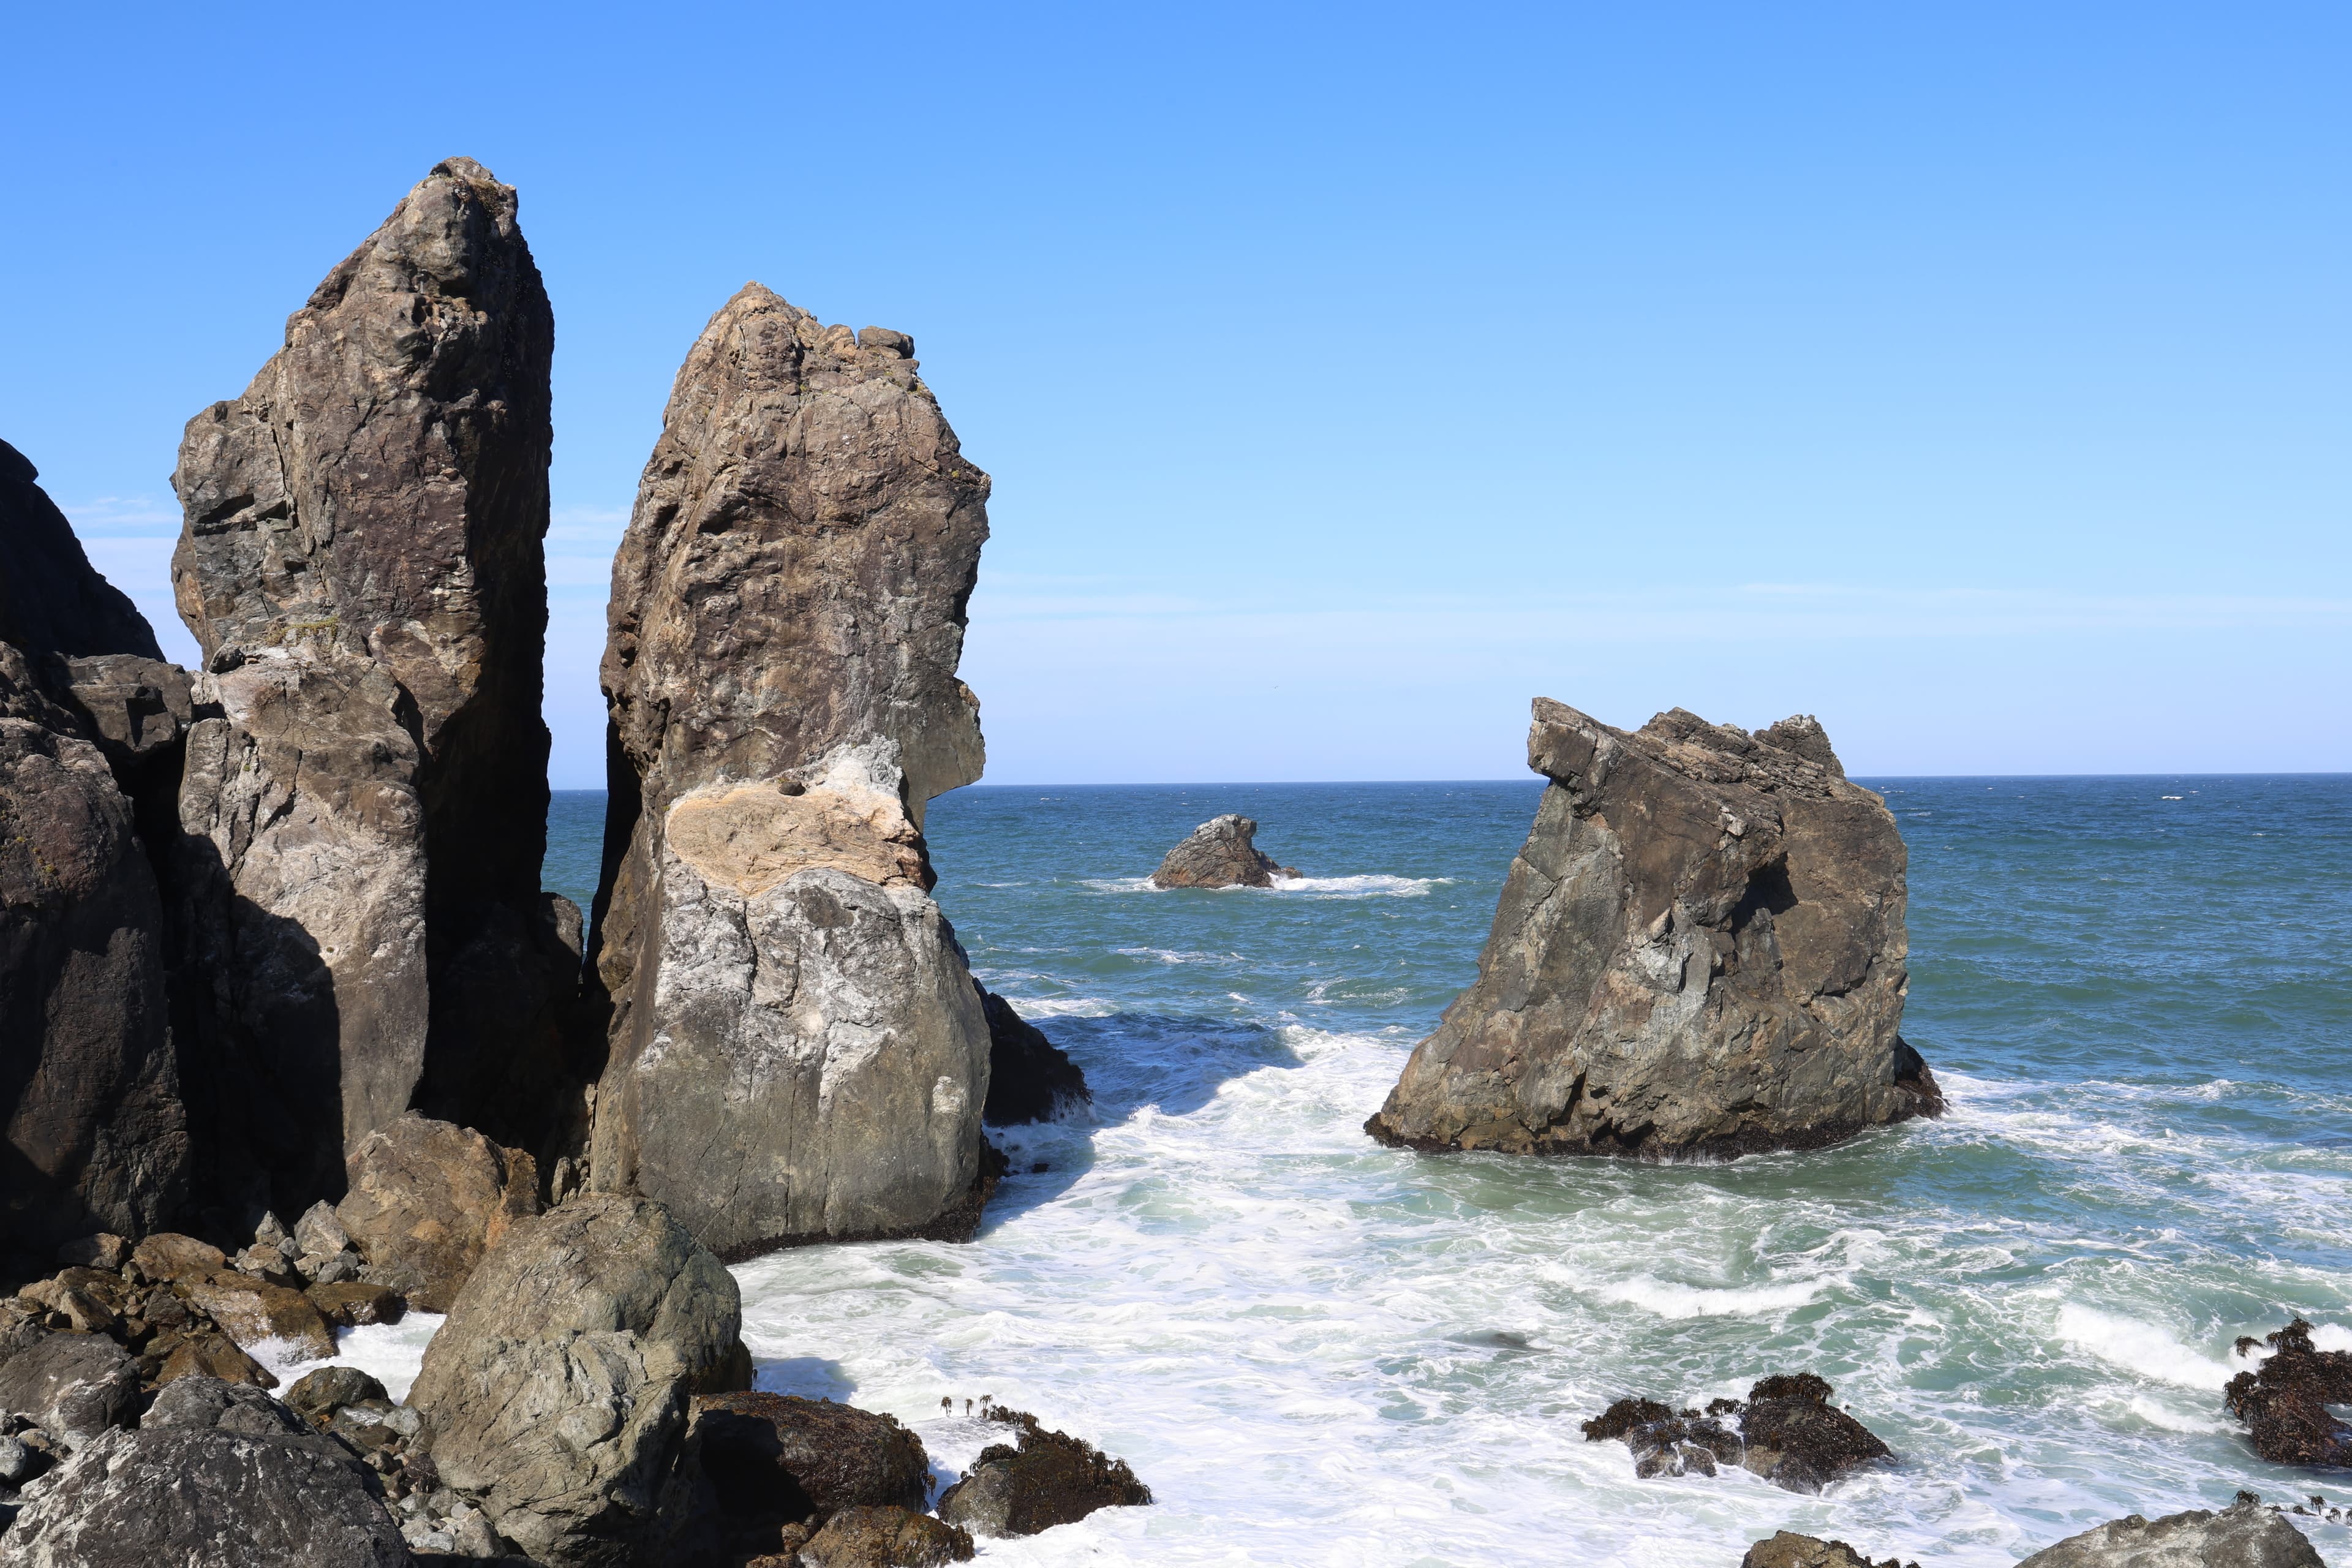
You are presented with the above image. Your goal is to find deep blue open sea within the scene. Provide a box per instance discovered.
[517,777,2351,1565]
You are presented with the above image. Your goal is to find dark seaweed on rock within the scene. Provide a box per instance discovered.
[2225,1318,2352,1468]
[935,1403,1152,1537]
[1583,1375,1891,1494]
[1743,1532,1920,1568]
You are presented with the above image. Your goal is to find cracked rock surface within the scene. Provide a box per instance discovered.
[1368,700,1939,1158]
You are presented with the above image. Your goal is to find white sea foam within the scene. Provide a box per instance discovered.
[997,996,1120,1019]
[2056,1305,2241,1390]
[1587,1275,1839,1319]
[1114,947,1234,964]
[287,1311,447,1403]
[1269,873,1447,897]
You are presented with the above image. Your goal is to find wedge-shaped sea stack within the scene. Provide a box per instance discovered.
[588,284,993,1258]
[170,157,567,1215]
[0,439,189,1253]
[1367,699,1939,1157]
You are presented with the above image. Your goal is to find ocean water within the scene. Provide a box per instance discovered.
[348,777,2351,1564]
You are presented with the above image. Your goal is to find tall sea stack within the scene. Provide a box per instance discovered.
[1367,699,1939,1158]
[587,283,993,1257]
[0,440,189,1256]
[169,158,570,1218]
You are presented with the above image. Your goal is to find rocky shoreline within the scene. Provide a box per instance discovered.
[0,157,2339,1566]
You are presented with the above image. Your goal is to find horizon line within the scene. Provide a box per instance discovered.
[545,771,2352,793]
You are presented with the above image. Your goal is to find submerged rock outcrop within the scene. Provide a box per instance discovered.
[1368,701,1939,1158]
[1150,813,1295,888]
[168,156,571,1219]
[2015,1493,2323,1567]
[1743,1534,1917,1568]
[1583,1374,1891,1493]
[0,439,189,1260]
[586,283,994,1258]
[979,990,1090,1126]
[935,1401,1152,1537]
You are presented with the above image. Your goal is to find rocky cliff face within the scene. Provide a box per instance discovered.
[587,283,993,1257]
[1367,700,1938,1158]
[0,440,189,1257]
[169,157,568,1218]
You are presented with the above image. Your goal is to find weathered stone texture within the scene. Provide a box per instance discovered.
[405,1193,750,1566]
[334,1115,539,1312]
[2016,1494,2323,1567]
[167,157,568,1217]
[587,284,993,1257]
[1367,699,1939,1158]
[2,1376,412,1567]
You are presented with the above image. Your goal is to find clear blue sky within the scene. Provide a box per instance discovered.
[6,4,2344,785]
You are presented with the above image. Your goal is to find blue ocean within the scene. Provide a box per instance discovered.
[528,777,2352,1564]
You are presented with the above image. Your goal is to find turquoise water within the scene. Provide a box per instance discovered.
[538,778,2352,1566]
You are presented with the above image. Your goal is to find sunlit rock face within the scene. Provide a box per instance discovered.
[587,284,994,1258]
[1368,699,1939,1159]
[169,157,568,1216]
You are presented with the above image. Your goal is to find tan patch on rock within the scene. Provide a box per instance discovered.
[665,779,925,895]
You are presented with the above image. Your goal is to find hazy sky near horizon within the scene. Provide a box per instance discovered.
[4,4,2344,785]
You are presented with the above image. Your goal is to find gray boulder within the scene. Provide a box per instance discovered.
[168,156,573,1218]
[0,1331,138,1446]
[2016,1493,2323,1567]
[1149,813,1294,888]
[404,1193,750,1566]
[3,1376,410,1566]
[1367,701,1940,1158]
[586,284,995,1257]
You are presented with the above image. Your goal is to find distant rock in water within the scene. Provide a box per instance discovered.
[2015,1493,2323,1567]
[168,156,573,1216]
[2225,1318,2352,1468]
[979,989,1090,1125]
[1366,699,1939,1159]
[587,283,994,1259]
[1583,1373,1891,1493]
[1151,814,1297,888]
